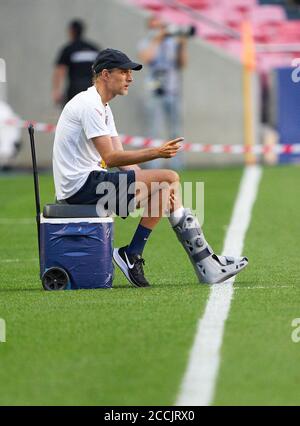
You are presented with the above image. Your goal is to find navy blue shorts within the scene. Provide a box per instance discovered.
[65,170,136,218]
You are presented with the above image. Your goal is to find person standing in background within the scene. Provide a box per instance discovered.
[52,19,100,107]
[138,15,189,170]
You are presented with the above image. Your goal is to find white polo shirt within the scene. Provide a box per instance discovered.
[53,85,118,200]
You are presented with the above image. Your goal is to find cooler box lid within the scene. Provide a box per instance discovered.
[43,204,112,219]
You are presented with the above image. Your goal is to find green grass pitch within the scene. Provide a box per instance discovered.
[0,166,299,406]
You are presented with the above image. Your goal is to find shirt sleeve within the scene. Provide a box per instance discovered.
[81,103,111,140]
[55,46,70,66]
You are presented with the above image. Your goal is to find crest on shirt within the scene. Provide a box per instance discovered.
[95,108,103,117]
[95,107,108,125]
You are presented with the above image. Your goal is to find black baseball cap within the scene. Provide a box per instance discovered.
[92,48,143,74]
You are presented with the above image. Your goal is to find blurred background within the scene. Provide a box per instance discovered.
[1,1,300,406]
[1,0,300,170]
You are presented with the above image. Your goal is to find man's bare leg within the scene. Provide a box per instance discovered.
[113,169,179,287]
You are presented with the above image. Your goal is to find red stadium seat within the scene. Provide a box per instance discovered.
[248,5,285,26]
[221,0,258,15]
[177,0,213,10]
[131,0,297,73]
[225,10,244,31]
[158,7,196,26]
[197,22,231,42]
[257,52,294,74]
[132,0,165,12]
[200,7,227,23]
[271,21,300,43]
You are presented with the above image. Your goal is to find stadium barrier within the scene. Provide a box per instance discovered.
[1,118,298,156]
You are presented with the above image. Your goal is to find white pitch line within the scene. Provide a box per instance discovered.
[0,219,35,225]
[176,165,262,406]
[0,258,38,263]
[235,285,293,290]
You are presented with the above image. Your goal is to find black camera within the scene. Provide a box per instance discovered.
[165,24,196,38]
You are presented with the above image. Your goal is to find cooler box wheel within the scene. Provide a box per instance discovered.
[42,267,70,291]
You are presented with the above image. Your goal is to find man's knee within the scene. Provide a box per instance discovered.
[170,170,180,183]
[159,169,180,185]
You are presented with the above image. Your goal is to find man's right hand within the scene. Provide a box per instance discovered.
[92,136,184,168]
[157,138,184,158]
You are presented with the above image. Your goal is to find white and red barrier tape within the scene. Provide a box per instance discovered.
[1,118,299,155]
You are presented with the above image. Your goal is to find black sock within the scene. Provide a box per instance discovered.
[127,224,152,255]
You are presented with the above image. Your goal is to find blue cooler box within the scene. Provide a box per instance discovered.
[40,207,114,290]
